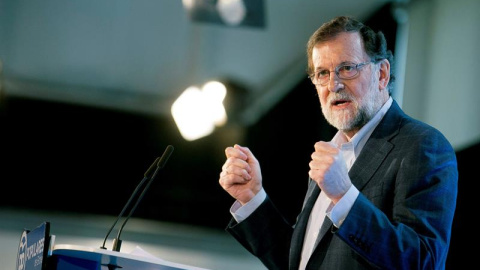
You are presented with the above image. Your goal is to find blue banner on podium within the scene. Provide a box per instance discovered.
[16,222,50,270]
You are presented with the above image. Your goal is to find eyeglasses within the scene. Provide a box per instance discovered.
[308,61,374,86]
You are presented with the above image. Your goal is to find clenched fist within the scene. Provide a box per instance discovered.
[308,141,352,204]
[219,144,263,205]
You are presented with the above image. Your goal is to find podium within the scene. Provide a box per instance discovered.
[49,244,209,270]
[16,222,210,270]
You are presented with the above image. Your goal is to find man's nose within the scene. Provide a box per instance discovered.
[327,72,343,92]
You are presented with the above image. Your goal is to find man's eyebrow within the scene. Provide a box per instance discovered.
[314,61,354,71]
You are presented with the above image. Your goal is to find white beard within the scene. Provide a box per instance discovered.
[322,88,384,133]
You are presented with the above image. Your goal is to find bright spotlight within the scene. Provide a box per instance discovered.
[217,0,247,26]
[171,81,228,141]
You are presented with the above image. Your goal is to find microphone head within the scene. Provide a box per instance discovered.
[157,145,174,169]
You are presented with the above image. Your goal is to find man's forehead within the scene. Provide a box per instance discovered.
[312,32,365,65]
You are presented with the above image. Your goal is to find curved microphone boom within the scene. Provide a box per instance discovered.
[99,145,174,251]
[100,156,159,250]
[111,145,174,252]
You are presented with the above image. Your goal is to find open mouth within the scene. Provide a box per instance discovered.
[331,99,350,106]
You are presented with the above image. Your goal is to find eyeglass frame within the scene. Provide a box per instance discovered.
[308,60,376,86]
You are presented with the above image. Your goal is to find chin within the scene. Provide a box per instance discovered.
[325,110,356,129]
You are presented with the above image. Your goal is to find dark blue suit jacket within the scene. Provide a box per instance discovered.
[226,100,458,270]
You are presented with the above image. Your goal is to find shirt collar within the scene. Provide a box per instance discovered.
[331,97,393,155]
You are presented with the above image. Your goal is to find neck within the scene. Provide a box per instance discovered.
[341,129,359,141]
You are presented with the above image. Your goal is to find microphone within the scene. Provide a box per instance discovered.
[111,145,174,252]
[99,145,174,251]
[100,156,159,250]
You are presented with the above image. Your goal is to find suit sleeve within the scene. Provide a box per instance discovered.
[226,195,293,270]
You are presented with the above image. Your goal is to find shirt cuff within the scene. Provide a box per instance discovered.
[327,185,359,227]
[230,188,267,223]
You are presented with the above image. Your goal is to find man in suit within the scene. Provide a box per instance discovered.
[218,16,458,269]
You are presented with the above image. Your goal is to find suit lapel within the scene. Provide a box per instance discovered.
[348,100,402,190]
[314,216,333,247]
[348,137,393,190]
[289,182,320,270]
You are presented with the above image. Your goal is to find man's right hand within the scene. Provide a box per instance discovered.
[219,144,263,205]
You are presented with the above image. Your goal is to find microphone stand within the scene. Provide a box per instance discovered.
[100,144,174,251]
[111,162,162,251]
[111,145,174,252]
[99,156,159,250]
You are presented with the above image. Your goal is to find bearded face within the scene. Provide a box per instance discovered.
[311,32,390,137]
[321,75,385,133]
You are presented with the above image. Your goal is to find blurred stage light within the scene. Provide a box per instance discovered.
[182,0,265,28]
[217,0,247,26]
[171,81,228,141]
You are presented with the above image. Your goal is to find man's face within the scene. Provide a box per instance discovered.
[311,32,389,138]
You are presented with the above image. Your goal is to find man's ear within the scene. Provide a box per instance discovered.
[378,59,390,90]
